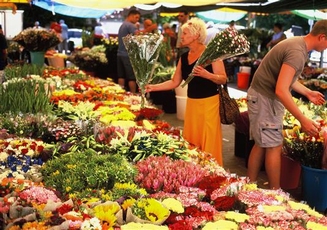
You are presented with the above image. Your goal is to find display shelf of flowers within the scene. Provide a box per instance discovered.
[1,33,327,229]
[0,64,326,230]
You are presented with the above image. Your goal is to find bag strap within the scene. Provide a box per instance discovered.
[218,83,229,94]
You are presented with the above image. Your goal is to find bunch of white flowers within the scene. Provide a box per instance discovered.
[123,33,163,108]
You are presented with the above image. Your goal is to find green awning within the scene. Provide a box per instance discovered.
[291,10,327,20]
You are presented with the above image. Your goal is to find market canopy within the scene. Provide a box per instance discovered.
[196,7,247,24]
[291,10,327,20]
[34,0,327,13]
[31,0,111,18]
[213,0,327,14]
[29,0,327,18]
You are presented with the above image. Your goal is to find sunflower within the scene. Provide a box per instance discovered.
[121,198,136,211]
[144,198,170,222]
[93,202,120,225]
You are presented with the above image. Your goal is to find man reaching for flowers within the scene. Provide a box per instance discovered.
[247,20,326,190]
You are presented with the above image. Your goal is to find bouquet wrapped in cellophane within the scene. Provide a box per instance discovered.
[123,33,163,108]
[181,27,250,87]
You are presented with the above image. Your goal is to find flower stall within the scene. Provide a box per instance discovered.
[67,45,108,76]
[0,63,327,230]
[12,28,61,67]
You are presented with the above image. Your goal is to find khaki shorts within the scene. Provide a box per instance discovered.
[247,87,285,148]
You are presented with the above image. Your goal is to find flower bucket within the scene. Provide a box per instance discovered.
[237,72,250,90]
[301,165,327,212]
[175,81,188,97]
[30,51,45,67]
[48,56,65,68]
[176,95,186,120]
[239,66,251,74]
[280,154,301,190]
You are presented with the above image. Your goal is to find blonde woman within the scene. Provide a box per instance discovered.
[146,18,227,166]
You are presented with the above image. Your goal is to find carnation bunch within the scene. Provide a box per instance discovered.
[181,27,250,87]
[123,33,163,108]
[19,186,61,204]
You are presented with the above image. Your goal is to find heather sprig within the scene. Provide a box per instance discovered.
[135,155,207,193]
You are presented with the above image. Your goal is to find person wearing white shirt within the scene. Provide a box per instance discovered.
[205,21,219,45]
[58,20,68,54]
[94,22,107,45]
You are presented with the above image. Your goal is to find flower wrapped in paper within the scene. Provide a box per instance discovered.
[181,27,250,87]
[123,33,163,108]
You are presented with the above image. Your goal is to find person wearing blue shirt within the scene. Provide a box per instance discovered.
[117,9,157,93]
[266,22,286,49]
[58,20,68,54]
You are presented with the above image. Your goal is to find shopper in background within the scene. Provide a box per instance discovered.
[162,23,177,46]
[162,22,177,65]
[266,22,286,49]
[50,22,62,39]
[145,18,227,166]
[175,10,189,64]
[93,22,107,46]
[228,20,236,30]
[33,21,42,29]
[247,20,327,190]
[143,19,157,33]
[117,9,157,93]
[58,19,68,54]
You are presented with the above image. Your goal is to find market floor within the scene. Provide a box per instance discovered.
[160,83,302,201]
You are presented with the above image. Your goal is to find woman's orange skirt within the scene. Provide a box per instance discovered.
[183,94,223,166]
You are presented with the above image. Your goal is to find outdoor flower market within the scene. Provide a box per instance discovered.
[1,3,327,229]
[1,36,327,230]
